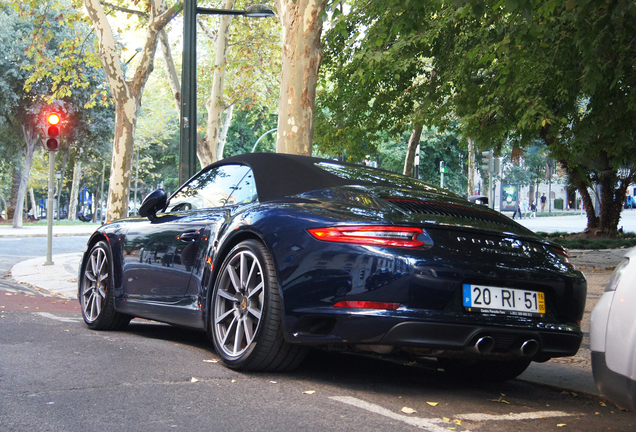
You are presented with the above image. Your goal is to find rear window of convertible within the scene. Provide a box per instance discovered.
[315,162,439,192]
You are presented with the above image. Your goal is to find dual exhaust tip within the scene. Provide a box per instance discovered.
[467,336,539,357]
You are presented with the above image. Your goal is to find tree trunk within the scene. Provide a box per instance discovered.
[106,102,137,221]
[275,0,326,156]
[12,123,39,228]
[201,0,235,167]
[83,0,179,221]
[467,137,475,196]
[158,29,181,114]
[403,125,423,177]
[68,161,82,221]
[216,103,234,161]
[56,151,68,222]
[29,188,37,219]
[7,168,20,220]
[564,162,598,230]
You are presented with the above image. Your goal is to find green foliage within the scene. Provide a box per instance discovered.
[0,3,115,213]
[197,0,281,117]
[501,141,549,187]
[223,107,278,157]
[135,76,180,197]
[315,0,436,159]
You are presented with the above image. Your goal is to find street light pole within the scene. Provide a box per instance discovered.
[251,128,277,153]
[178,1,275,186]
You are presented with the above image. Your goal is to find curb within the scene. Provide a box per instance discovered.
[11,253,82,300]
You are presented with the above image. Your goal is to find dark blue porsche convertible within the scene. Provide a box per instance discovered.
[78,153,586,381]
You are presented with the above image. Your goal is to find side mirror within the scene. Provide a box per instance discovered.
[139,189,167,221]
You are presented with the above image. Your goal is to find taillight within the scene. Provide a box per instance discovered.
[308,226,428,248]
[333,301,401,310]
[551,246,575,269]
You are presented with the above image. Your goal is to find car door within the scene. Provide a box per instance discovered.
[121,164,255,301]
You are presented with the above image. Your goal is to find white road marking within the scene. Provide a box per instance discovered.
[455,411,577,422]
[330,396,449,432]
[331,396,581,430]
[36,312,82,323]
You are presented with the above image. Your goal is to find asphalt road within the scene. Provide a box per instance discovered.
[1,234,635,431]
[1,298,635,432]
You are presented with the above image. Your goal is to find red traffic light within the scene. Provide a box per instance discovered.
[43,112,62,151]
[47,113,60,125]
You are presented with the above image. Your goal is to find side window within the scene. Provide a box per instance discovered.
[227,170,258,205]
[167,165,256,211]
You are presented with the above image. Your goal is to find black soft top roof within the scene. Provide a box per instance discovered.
[203,153,387,202]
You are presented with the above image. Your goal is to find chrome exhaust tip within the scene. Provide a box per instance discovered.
[466,336,495,355]
[515,339,539,357]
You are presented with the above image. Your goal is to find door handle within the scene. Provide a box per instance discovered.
[178,229,201,242]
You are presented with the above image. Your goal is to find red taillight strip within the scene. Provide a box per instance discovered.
[552,246,575,269]
[333,301,401,310]
[308,226,425,248]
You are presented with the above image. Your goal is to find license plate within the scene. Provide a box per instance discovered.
[463,284,545,316]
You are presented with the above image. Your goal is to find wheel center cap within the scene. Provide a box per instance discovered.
[241,297,247,311]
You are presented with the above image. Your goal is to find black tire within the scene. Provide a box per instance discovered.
[211,240,307,371]
[79,241,131,330]
[438,357,532,382]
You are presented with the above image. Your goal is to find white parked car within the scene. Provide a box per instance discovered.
[590,247,636,410]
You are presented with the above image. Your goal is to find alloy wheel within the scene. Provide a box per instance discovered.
[213,250,264,358]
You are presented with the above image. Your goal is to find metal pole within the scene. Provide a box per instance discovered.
[44,151,55,266]
[251,128,278,153]
[179,0,199,186]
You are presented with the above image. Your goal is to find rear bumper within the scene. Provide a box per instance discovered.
[592,351,636,411]
[288,311,582,358]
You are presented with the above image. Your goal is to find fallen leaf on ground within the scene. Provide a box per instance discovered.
[269,381,277,384]
[203,359,218,363]
[302,390,316,395]
[557,424,566,427]
[190,377,199,383]
[489,396,510,404]
[401,407,416,414]
[231,379,237,383]
[426,402,439,407]
[442,417,450,422]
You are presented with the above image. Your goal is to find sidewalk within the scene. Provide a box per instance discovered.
[0,223,99,238]
[11,252,82,299]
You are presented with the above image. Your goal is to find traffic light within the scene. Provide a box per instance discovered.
[481,150,494,173]
[44,113,61,151]
[439,160,446,173]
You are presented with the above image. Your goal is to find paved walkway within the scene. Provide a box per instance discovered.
[0,223,98,238]
[512,208,636,233]
[11,253,82,299]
